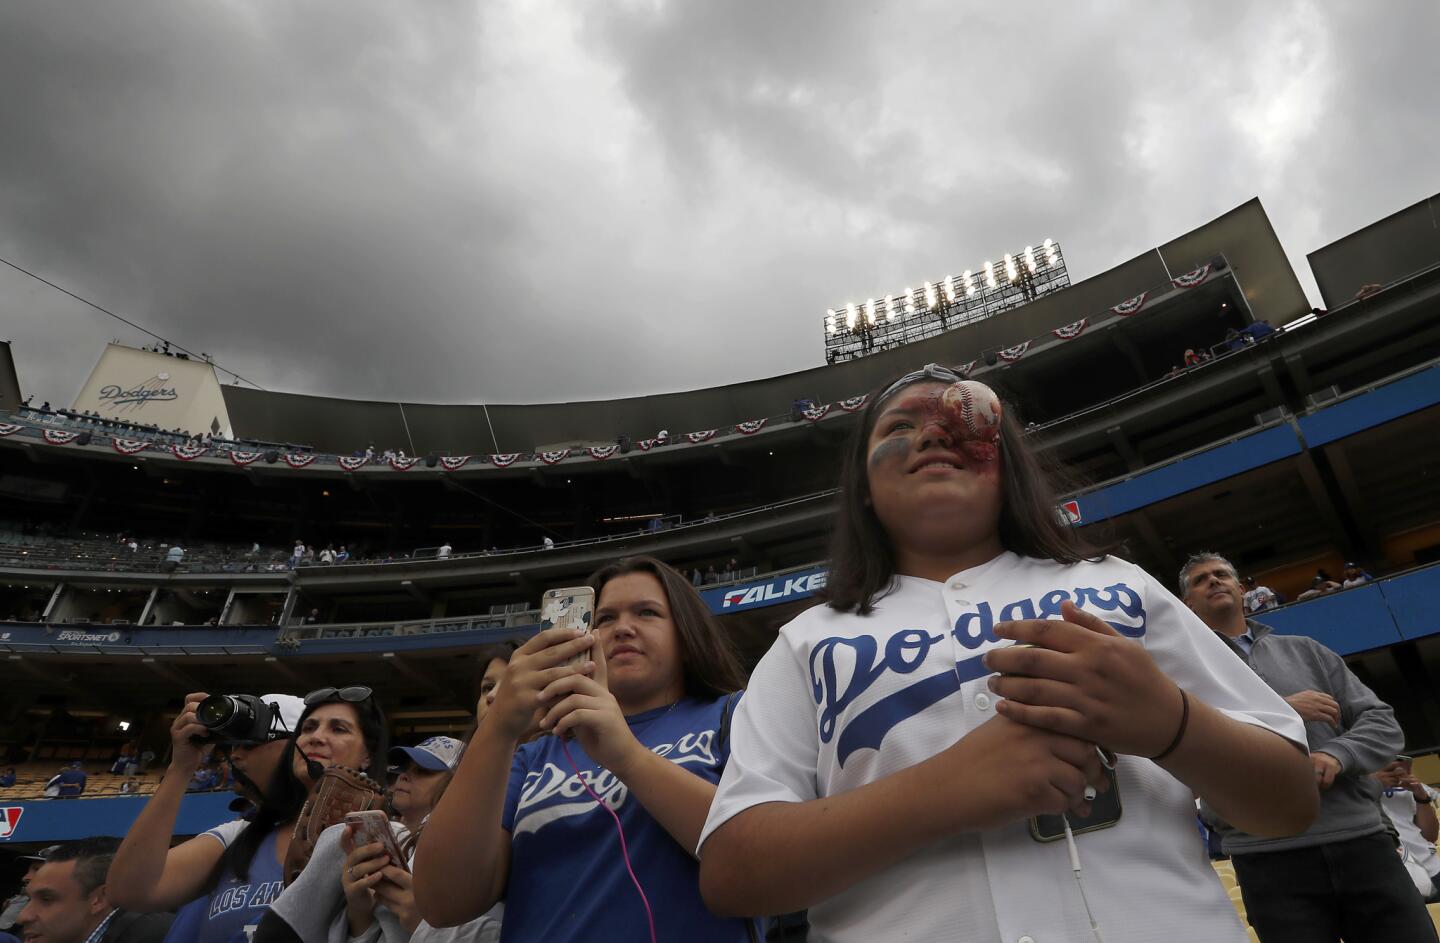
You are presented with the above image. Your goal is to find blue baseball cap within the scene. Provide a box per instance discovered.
[388,736,463,773]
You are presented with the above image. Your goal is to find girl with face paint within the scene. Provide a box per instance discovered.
[696,364,1318,943]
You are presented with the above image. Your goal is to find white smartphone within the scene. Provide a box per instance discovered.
[540,586,596,668]
[345,809,409,872]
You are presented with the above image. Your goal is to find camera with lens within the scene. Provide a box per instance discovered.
[195,694,283,744]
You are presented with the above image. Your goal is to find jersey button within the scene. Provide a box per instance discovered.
[974,692,992,711]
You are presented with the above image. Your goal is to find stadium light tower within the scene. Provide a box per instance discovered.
[820,238,1070,363]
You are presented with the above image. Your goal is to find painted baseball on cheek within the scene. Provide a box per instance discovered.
[931,381,1003,474]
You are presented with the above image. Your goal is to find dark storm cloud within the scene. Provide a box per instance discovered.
[1,1,1438,412]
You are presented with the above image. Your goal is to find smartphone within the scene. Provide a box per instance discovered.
[540,586,596,668]
[345,809,409,872]
[1029,764,1122,842]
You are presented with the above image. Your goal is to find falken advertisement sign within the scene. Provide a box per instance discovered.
[701,566,828,614]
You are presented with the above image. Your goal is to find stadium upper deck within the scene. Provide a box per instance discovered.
[1,193,1437,753]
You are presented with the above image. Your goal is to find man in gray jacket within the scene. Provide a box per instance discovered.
[1180,553,1435,943]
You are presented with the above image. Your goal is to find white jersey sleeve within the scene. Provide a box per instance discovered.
[697,628,819,854]
[1124,561,1306,749]
[200,818,248,848]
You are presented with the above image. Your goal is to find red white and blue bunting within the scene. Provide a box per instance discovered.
[539,449,570,465]
[43,429,80,445]
[997,342,1031,363]
[390,456,420,470]
[801,404,832,422]
[837,395,868,413]
[954,361,977,378]
[0,423,23,436]
[439,456,472,471]
[282,452,316,468]
[1111,292,1148,316]
[337,455,369,471]
[112,438,149,455]
[633,439,658,452]
[587,445,620,461]
[1052,318,1089,340]
[172,444,209,461]
[489,453,522,468]
[229,451,264,466]
[734,419,767,435]
[1171,264,1211,290]
[685,430,718,444]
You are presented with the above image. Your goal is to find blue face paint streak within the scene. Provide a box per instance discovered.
[867,435,910,470]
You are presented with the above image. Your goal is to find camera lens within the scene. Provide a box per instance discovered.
[196,695,238,728]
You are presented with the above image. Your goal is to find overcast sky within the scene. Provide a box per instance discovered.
[2,1,1437,410]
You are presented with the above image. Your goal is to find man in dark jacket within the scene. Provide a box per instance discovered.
[16,838,172,943]
[1180,552,1436,943]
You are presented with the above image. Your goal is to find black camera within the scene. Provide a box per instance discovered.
[195,694,284,744]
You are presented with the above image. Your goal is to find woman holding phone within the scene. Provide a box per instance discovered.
[696,365,1318,943]
[414,555,756,943]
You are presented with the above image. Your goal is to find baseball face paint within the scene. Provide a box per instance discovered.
[926,381,1003,474]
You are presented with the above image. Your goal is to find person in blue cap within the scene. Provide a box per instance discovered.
[388,737,464,839]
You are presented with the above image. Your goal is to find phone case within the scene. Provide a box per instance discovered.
[1028,764,1123,843]
[345,810,409,871]
[541,586,595,667]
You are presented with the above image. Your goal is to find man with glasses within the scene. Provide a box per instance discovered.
[1179,552,1435,943]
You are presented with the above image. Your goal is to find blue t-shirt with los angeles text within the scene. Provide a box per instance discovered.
[500,695,753,943]
[189,821,284,943]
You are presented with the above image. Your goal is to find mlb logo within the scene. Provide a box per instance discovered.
[0,807,22,840]
[1057,500,1082,526]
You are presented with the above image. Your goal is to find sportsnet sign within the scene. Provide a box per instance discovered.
[702,567,828,614]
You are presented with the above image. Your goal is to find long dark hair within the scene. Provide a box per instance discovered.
[824,373,1105,615]
[586,555,747,699]
[208,691,389,887]
[206,739,308,889]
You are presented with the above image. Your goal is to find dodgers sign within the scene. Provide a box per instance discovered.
[700,567,828,615]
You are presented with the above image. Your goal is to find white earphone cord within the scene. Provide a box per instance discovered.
[1063,818,1107,943]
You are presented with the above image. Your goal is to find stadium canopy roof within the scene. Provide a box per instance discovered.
[1308,190,1440,310]
[218,198,1307,455]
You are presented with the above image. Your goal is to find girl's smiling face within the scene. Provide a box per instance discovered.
[865,380,1004,562]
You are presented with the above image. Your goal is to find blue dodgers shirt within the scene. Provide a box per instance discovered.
[195,823,285,943]
[501,695,752,943]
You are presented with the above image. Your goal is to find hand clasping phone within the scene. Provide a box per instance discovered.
[1029,763,1123,842]
[540,586,596,668]
[345,809,409,872]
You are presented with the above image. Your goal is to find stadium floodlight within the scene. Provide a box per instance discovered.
[884,294,898,321]
[1005,254,1018,283]
[865,298,878,326]
[845,303,859,330]
[963,270,975,296]
[924,281,938,310]
[1044,238,1059,267]
[942,276,956,305]
[1024,245,1037,274]
[984,261,997,289]
[902,287,914,315]
[826,309,838,335]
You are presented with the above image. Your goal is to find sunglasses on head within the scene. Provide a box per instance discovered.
[303,685,373,707]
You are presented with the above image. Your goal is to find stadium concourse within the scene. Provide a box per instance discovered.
[2,193,1440,941]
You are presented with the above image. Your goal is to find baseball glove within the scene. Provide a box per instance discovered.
[283,764,384,884]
